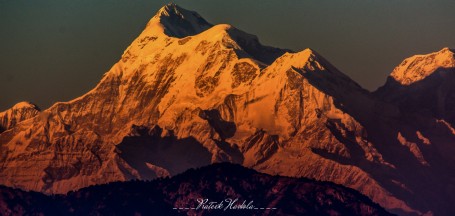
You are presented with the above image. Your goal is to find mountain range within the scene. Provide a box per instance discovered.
[1,3,454,216]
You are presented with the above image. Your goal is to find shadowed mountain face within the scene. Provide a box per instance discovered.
[374,48,455,168]
[0,3,455,216]
[0,163,393,216]
[375,48,455,126]
[116,125,212,178]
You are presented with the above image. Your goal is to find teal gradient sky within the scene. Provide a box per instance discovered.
[1,0,455,110]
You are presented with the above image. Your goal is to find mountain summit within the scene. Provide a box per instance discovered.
[147,3,212,38]
[388,47,455,85]
[376,47,455,126]
[0,101,40,133]
[1,4,455,216]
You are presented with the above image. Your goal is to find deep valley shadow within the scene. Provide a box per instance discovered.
[116,125,212,179]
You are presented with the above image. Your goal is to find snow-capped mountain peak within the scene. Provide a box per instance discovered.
[375,47,455,129]
[0,101,40,132]
[390,47,455,85]
[10,101,40,110]
[439,47,455,53]
[147,3,212,38]
[2,4,455,216]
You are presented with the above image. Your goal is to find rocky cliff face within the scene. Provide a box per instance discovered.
[1,3,454,216]
[0,163,393,216]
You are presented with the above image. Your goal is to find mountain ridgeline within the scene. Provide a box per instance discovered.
[0,163,393,216]
[1,3,455,216]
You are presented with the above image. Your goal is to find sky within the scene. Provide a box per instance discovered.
[1,0,455,110]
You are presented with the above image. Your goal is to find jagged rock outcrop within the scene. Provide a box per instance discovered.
[1,4,454,216]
